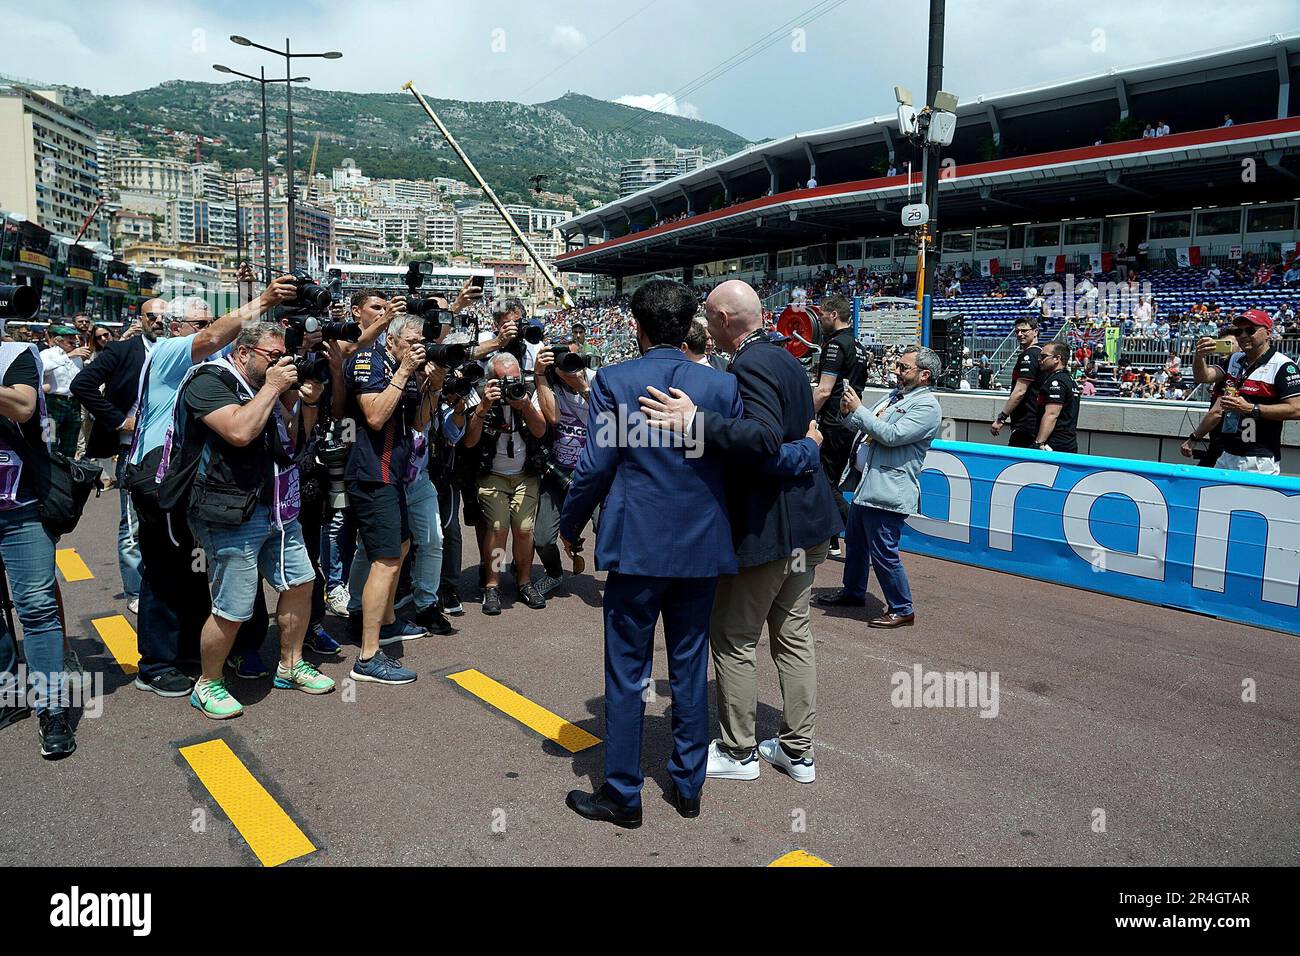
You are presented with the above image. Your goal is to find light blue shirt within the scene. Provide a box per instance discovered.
[130,335,236,464]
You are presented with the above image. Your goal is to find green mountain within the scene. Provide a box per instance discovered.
[53,80,753,208]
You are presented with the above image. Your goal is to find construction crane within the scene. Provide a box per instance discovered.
[304,133,321,203]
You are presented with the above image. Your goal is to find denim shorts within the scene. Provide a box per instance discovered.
[191,505,315,622]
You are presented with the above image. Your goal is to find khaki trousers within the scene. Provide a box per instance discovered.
[710,540,829,758]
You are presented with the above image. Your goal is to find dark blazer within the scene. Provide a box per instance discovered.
[70,336,147,460]
[696,336,843,567]
[559,347,742,578]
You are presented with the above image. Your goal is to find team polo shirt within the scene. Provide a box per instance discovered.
[1218,348,1300,460]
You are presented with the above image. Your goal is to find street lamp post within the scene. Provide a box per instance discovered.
[213,64,308,280]
[230,35,341,273]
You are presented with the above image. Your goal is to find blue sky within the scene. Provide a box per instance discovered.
[3,0,1299,140]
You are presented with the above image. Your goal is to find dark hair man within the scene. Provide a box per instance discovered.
[71,298,167,615]
[991,316,1047,447]
[810,295,858,555]
[558,279,748,827]
[1033,343,1080,453]
[179,322,334,717]
[639,279,841,790]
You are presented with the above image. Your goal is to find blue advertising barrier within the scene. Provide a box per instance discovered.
[896,440,1300,635]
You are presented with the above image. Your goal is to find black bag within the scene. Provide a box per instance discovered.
[189,478,259,527]
[40,451,102,537]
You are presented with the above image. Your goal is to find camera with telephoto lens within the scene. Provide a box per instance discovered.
[315,420,352,510]
[283,314,362,353]
[292,354,330,383]
[534,451,572,492]
[498,374,528,402]
[278,269,333,318]
[424,341,468,367]
[443,362,483,397]
[0,284,38,320]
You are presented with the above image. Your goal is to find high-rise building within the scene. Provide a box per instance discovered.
[115,155,190,198]
[457,202,513,261]
[0,85,100,236]
[333,218,387,264]
[189,162,231,200]
[618,147,707,197]
[246,200,334,275]
[424,209,460,256]
[373,207,425,249]
[166,197,242,248]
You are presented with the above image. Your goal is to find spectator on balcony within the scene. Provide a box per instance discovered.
[1221,114,1234,127]
[1142,124,1156,139]
[1203,265,1221,290]
[1155,120,1171,137]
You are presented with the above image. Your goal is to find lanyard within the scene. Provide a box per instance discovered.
[729,329,770,365]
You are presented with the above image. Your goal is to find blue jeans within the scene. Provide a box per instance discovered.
[348,473,443,614]
[191,507,315,623]
[0,504,67,714]
[843,504,914,616]
[116,454,142,599]
[322,506,356,590]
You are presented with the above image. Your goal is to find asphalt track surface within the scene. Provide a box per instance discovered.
[2,492,1297,867]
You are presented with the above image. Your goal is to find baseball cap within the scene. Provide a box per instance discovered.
[1237,309,1273,331]
[49,324,78,337]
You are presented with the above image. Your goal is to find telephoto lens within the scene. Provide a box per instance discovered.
[443,363,483,396]
[556,351,591,374]
[318,320,362,342]
[425,342,467,367]
[523,321,545,345]
[0,284,39,321]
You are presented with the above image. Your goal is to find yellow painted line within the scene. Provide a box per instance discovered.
[180,738,316,867]
[447,668,601,753]
[90,615,140,674]
[769,850,832,867]
[55,548,94,582]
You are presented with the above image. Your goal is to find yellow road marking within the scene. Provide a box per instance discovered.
[55,548,94,582]
[180,738,316,867]
[447,668,601,753]
[90,615,140,674]
[769,850,832,867]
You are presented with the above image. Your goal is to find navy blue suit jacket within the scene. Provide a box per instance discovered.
[559,347,742,579]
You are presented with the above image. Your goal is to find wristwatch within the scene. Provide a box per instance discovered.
[1251,403,1261,416]
[996,412,1009,424]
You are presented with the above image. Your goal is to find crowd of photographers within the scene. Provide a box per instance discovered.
[0,265,609,754]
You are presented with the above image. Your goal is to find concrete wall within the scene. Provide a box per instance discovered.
[859,388,1300,475]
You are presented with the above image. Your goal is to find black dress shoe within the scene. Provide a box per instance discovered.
[812,590,866,608]
[869,612,916,628]
[670,785,700,819]
[566,787,642,829]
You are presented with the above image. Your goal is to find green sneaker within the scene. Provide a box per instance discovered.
[189,677,244,719]
[273,659,336,695]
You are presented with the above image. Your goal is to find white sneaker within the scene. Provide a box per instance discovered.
[326,585,351,618]
[127,596,139,615]
[705,739,761,780]
[758,737,816,784]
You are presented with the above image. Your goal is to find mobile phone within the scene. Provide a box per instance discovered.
[471,275,486,290]
[1214,339,1234,355]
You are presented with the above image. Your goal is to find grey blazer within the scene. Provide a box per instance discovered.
[839,386,942,515]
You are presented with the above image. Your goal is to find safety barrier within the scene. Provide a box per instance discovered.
[898,440,1300,635]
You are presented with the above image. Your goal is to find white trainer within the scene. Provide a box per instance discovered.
[758,737,816,784]
[705,739,761,780]
[326,585,351,618]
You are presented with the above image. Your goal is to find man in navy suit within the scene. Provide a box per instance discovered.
[559,279,820,828]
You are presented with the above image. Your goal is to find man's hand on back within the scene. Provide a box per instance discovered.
[639,386,696,431]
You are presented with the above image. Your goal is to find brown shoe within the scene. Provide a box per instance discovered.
[868,613,915,628]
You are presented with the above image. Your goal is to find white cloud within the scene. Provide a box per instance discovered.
[549,25,587,55]
[615,93,702,120]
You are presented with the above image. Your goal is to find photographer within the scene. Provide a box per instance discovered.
[127,278,297,697]
[531,340,595,595]
[464,352,548,614]
[342,314,437,684]
[474,297,538,372]
[39,324,89,459]
[0,340,77,757]
[172,322,333,718]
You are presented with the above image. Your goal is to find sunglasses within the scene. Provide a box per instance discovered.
[249,346,286,363]
[895,362,916,371]
[1231,326,1260,337]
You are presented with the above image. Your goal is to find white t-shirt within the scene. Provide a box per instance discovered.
[39,346,82,397]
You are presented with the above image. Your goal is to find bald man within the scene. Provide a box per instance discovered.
[641,278,841,785]
[71,297,168,610]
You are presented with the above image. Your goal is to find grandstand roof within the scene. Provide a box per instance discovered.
[558,33,1300,276]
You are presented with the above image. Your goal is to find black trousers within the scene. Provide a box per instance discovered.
[133,493,265,680]
[434,474,462,591]
[297,492,328,627]
[818,422,853,527]
[1008,429,1037,449]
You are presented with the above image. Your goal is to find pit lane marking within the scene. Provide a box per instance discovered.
[447,668,601,753]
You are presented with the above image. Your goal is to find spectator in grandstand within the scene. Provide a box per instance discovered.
[1155,120,1171,137]
[1080,377,1097,397]
[1193,309,1300,475]
[1282,263,1300,289]
[1222,114,1234,127]
[1203,265,1222,290]
[991,317,1048,447]
[1142,124,1156,139]
[1275,303,1296,329]
[1253,262,1274,288]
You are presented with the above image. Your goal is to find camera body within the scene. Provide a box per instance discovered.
[499,375,528,403]
[292,354,330,383]
[315,420,352,510]
[443,362,484,397]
